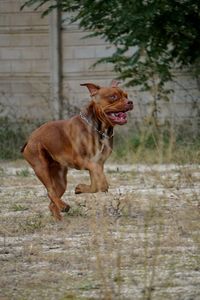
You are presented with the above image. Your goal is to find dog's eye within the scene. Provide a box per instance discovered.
[109,94,118,101]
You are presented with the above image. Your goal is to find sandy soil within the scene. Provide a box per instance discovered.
[0,161,200,300]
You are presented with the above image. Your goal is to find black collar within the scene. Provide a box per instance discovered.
[79,112,113,140]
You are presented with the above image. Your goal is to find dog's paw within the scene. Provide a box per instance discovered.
[101,186,109,192]
[75,184,92,194]
[49,203,63,221]
[99,181,109,192]
[61,204,70,213]
[75,183,108,194]
[59,200,70,212]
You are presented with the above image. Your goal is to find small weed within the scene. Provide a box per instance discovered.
[60,295,77,300]
[16,168,30,177]
[113,274,124,283]
[78,282,100,291]
[0,167,4,176]
[67,206,85,217]
[60,294,95,300]
[11,204,29,212]
[19,214,44,233]
[107,168,119,174]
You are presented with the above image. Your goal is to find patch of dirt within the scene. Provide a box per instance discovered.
[0,161,200,300]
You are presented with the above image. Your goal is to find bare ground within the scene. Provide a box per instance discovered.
[0,161,200,300]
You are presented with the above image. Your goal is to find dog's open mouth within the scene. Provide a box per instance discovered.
[106,111,128,125]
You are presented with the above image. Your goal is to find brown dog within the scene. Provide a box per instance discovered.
[21,81,133,220]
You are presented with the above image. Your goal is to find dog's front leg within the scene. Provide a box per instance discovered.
[75,162,109,194]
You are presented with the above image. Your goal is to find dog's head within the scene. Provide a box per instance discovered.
[81,81,133,126]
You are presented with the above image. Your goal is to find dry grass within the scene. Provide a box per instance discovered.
[0,160,200,300]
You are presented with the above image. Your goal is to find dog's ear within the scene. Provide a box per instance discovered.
[80,83,101,96]
[110,80,120,87]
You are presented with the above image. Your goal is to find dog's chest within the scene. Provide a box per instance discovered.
[91,139,110,163]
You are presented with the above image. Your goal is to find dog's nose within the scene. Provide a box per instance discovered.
[127,100,134,110]
[128,101,133,106]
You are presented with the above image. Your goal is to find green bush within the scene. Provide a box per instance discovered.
[112,127,200,164]
[0,118,199,163]
[0,118,41,160]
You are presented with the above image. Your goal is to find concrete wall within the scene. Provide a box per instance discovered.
[0,1,200,134]
[0,0,51,120]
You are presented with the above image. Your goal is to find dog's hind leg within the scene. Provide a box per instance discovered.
[23,144,69,220]
[48,162,70,215]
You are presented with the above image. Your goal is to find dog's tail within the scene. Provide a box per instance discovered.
[20,142,27,153]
